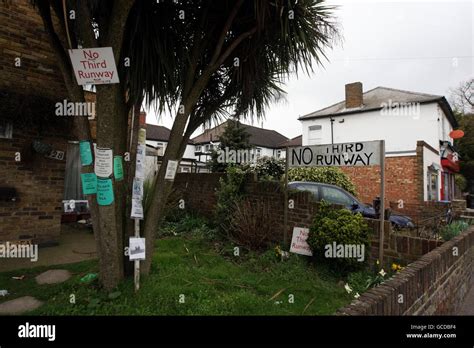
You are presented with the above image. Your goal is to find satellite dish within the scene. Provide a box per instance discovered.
[449,129,464,139]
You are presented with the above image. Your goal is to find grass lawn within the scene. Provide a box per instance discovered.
[0,234,353,315]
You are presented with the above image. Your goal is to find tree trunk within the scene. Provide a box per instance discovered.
[95,84,128,289]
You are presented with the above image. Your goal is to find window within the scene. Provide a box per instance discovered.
[0,122,13,139]
[276,150,282,158]
[427,169,439,201]
[256,148,262,158]
[308,125,322,144]
[196,145,202,152]
[320,186,353,206]
[293,184,319,200]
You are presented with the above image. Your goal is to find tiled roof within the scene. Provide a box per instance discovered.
[192,120,289,148]
[299,86,458,128]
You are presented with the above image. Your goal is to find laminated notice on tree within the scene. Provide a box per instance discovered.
[68,47,119,85]
[97,178,114,206]
[81,173,97,195]
[95,147,113,178]
[165,160,178,180]
[79,140,93,166]
[113,156,124,181]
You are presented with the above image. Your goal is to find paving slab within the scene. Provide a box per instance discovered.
[35,269,72,284]
[0,296,43,314]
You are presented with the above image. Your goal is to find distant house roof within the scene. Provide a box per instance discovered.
[145,124,194,144]
[192,120,289,148]
[299,86,458,128]
[278,135,302,148]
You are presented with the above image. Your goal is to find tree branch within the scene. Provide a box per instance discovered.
[209,0,245,66]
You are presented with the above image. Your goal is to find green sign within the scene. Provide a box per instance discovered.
[80,173,97,195]
[114,156,124,181]
[79,141,93,166]
[97,178,114,206]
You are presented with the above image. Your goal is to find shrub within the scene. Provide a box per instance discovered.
[455,174,467,192]
[307,201,370,273]
[252,156,285,181]
[440,220,469,241]
[214,166,248,234]
[228,198,276,250]
[288,167,357,196]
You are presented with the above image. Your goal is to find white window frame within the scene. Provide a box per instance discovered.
[308,125,322,145]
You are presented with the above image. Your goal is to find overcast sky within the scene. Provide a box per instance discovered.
[147,0,473,140]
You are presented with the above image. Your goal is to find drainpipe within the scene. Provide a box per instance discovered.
[330,117,335,144]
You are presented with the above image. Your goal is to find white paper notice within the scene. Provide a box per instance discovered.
[129,237,146,260]
[132,177,144,200]
[165,160,178,180]
[131,199,144,219]
[68,47,119,85]
[289,227,313,256]
[94,147,113,178]
[135,144,146,179]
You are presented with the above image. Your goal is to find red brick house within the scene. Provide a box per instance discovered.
[299,82,461,207]
[0,1,76,245]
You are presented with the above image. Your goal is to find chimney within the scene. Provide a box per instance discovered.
[345,82,363,109]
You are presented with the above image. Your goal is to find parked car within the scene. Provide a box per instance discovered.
[288,181,415,229]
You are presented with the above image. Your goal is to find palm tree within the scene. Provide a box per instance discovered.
[32,0,339,288]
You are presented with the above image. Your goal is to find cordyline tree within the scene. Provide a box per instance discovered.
[32,0,338,289]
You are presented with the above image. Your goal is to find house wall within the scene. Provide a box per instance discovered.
[301,103,453,154]
[146,140,196,159]
[341,155,421,206]
[0,129,68,245]
[0,0,67,100]
[0,0,70,245]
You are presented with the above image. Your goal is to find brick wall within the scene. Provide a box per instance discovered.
[0,128,69,245]
[341,155,421,206]
[338,226,474,315]
[0,0,67,100]
[173,173,225,218]
[173,174,444,262]
[366,219,443,266]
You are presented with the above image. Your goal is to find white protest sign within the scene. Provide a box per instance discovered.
[94,147,113,177]
[289,227,313,256]
[68,47,119,85]
[135,144,146,179]
[131,199,144,219]
[165,160,179,180]
[289,141,381,167]
[132,177,144,200]
[129,237,146,260]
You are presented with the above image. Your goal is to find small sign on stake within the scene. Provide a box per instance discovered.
[135,145,146,179]
[129,237,146,260]
[289,227,313,256]
[131,199,144,220]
